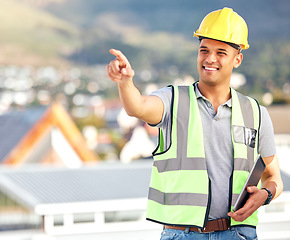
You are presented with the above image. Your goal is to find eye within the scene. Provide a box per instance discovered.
[200,49,208,53]
[217,51,227,55]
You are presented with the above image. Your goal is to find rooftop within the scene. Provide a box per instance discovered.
[0,107,46,162]
[0,161,152,214]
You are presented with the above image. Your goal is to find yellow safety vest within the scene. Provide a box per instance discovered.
[146,84,260,229]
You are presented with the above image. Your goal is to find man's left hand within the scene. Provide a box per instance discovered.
[228,186,268,222]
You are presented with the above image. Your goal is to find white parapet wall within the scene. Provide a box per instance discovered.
[257,191,290,240]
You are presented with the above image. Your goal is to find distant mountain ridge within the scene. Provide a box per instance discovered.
[43,0,290,40]
[1,0,289,98]
[3,0,289,67]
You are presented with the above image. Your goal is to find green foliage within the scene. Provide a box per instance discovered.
[239,40,290,94]
[74,113,106,130]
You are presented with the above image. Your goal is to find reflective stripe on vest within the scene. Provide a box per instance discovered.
[231,89,260,227]
[146,84,260,228]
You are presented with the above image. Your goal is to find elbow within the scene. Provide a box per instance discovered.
[127,111,138,118]
[274,176,284,199]
[124,108,142,119]
[280,178,284,196]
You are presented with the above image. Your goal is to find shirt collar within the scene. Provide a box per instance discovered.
[193,82,232,108]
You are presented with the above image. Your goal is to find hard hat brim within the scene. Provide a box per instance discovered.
[193,32,249,50]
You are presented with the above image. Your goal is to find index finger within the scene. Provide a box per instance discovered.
[110,49,130,65]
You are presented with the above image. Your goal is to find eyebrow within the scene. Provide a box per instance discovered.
[199,46,228,52]
[217,48,228,52]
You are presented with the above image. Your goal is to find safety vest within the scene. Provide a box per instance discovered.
[146,84,261,229]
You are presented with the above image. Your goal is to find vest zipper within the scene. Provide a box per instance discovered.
[228,172,234,226]
[202,178,211,230]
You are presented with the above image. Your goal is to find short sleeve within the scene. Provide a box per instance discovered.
[149,86,173,128]
[258,106,276,158]
[149,87,173,151]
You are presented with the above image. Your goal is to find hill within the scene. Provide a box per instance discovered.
[44,0,290,40]
[0,0,289,97]
[42,0,290,96]
[0,0,79,66]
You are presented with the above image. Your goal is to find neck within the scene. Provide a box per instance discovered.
[197,81,231,112]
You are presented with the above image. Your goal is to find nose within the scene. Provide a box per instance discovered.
[206,52,217,64]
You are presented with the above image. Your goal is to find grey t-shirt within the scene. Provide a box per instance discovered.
[150,83,276,220]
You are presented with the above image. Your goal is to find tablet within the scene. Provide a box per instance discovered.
[233,155,266,212]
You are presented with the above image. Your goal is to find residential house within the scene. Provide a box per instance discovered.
[0,102,98,167]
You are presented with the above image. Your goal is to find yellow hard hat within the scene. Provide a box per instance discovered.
[194,7,249,50]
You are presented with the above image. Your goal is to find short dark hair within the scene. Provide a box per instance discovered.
[199,36,241,51]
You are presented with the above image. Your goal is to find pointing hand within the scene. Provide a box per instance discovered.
[106,49,135,83]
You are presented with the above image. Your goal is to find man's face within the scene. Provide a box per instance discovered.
[197,38,243,86]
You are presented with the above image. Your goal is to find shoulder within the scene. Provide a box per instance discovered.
[259,105,275,138]
[260,105,273,125]
[148,86,173,127]
[258,105,276,157]
[150,86,173,105]
[259,105,270,119]
[150,86,173,97]
[260,105,268,114]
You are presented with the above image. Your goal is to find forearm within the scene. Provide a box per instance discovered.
[117,79,163,125]
[261,154,284,200]
[262,174,283,200]
[118,79,144,118]
[107,49,163,125]
[228,154,283,222]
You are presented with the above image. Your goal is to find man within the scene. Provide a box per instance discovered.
[106,7,283,240]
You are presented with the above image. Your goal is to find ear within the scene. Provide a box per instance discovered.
[233,52,243,68]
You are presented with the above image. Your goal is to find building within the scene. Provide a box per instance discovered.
[0,161,161,239]
[0,105,289,239]
[0,103,98,167]
[0,159,289,239]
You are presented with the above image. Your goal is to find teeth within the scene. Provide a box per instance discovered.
[204,67,218,71]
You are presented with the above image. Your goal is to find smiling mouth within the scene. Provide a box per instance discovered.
[203,66,219,71]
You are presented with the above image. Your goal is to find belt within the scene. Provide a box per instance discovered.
[164,218,230,233]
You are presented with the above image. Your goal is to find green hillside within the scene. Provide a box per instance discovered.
[45,0,289,97]
[0,0,79,66]
[0,0,289,99]
[45,0,290,40]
